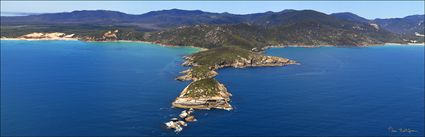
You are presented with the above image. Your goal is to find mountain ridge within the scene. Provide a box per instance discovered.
[1,9,424,46]
[330,12,370,23]
[373,14,424,35]
[2,9,423,31]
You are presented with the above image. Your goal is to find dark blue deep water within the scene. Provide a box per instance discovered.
[1,40,424,136]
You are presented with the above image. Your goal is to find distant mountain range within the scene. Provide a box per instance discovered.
[1,9,424,48]
[0,11,43,16]
[374,15,424,35]
[331,12,424,35]
[1,9,246,29]
[2,9,424,34]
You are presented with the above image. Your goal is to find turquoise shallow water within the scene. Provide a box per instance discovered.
[1,40,424,136]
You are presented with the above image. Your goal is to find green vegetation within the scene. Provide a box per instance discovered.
[185,78,221,98]
[191,66,212,79]
[144,24,267,50]
[0,25,149,40]
[1,17,410,48]
[191,47,256,66]
[144,23,405,49]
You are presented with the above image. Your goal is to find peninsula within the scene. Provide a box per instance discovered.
[173,47,297,110]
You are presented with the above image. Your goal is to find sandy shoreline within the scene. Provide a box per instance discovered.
[2,38,422,48]
[0,38,208,51]
[1,38,79,41]
[385,43,425,46]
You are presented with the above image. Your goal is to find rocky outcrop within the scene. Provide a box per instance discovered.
[81,30,120,41]
[184,116,196,122]
[177,54,296,83]
[172,78,232,110]
[103,30,119,40]
[165,118,186,133]
[214,55,297,69]
[176,66,218,81]
[165,109,197,133]
[181,56,196,66]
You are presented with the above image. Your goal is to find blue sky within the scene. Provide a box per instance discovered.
[1,1,424,19]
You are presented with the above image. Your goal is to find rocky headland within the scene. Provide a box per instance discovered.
[172,47,297,111]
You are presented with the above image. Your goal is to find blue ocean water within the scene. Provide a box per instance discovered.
[1,40,424,136]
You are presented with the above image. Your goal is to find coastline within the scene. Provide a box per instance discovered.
[3,37,422,48]
[0,37,79,41]
[385,43,425,46]
[0,38,209,51]
[263,42,424,49]
[85,40,209,51]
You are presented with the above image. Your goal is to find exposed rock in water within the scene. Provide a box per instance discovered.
[165,109,196,132]
[179,110,189,118]
[185,116,197,122]
[178,121,187,127]
[165,118,185,133]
